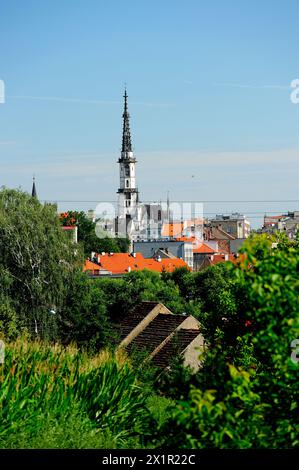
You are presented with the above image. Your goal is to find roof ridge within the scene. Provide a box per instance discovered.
[157,312,188,319]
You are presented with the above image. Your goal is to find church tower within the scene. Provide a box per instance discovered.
[117,89,139,221]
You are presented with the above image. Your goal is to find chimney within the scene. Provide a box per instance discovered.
[101,252,105,256]
[131,252,136,258]
[128,266,132,272]
[224,254,229,261]
[73,226,78,244]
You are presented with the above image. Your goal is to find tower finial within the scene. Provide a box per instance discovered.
[32,175,37,199]
[122,87,132,153]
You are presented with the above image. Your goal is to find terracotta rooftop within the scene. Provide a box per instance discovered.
[264,215,283,219]
[162,219,204,238]
[83,260,101,272]
[194,253,239,270]
[210,254,237,265]
[175,236,197,243]
[193,243,216,254]
[61,226,76,231]
[83,252,188,275]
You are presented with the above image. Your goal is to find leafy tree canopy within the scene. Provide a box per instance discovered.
[0,188,82,339]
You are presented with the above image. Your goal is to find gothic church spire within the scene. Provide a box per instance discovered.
[122,88,132,153]
[31,175,37,199]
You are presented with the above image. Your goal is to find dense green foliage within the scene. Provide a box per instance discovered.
[0,339,169,448]
[0,188,81,339]
[159,234,299,448]
[59,271,112,352]
[59,269,199,353]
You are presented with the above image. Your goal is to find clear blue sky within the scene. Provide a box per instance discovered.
[0,0,299,226]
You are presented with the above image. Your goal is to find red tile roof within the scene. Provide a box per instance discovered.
[83,253,188,275]
[61,226,76,231]
[193,243,216,254]
[83,260,101,273]
[175,236,196,243]
[210,254,237,265]
[162,219,204,238]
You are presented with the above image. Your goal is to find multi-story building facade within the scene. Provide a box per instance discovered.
[133,239,194,270]
[209,213,250,239]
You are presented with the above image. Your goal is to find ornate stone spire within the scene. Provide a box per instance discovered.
[121,88,132,153]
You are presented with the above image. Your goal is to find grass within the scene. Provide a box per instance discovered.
[0,337,172,448]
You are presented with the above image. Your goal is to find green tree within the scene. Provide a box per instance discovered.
[0,267,18,339]
[0,188,81,339]
[162,365,268,449]
[193,263,240,344]
[0,302,18,340]
[60,271,112,353]
[163,266,196,301]
[160,233,299,448]
[85,269,196,332]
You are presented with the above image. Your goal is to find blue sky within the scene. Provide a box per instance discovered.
[0,0,299,226]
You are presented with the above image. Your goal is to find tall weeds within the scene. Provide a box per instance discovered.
[0,338,154,447]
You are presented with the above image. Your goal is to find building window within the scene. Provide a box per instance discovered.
[125,165,130,177]
[126,179,129,188]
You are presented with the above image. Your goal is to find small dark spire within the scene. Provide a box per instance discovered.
[32,175,37,199]
[122,88,132,153]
